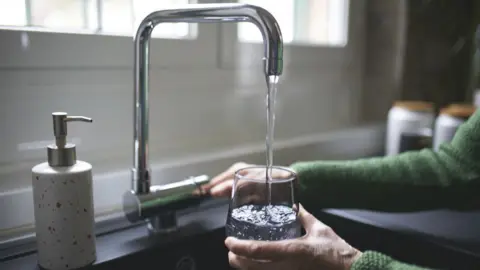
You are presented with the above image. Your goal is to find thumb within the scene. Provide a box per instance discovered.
[297,204,318,232]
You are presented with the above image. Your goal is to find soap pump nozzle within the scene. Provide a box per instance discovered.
[48,112,93,167]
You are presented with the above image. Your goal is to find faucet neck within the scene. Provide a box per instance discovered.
[132,3,283,194]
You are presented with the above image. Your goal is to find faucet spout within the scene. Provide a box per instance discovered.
[132,3,283,194]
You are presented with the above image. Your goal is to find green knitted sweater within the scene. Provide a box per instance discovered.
[290,110,480,270]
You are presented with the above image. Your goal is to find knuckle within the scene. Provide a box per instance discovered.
[281,241,314,260]
[228,253,237,267]
[249,243,261,255]
[284,242,300,255]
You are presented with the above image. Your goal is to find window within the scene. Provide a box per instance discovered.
[0,0,213,69]
[238,0,296,43]
[0,1,27,26]
[30,0,93,30]
[238,0,348,46]
[101,0,198,39]
[220,0,357,85]
[0,0,196,38]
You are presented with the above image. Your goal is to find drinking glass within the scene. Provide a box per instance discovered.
[225,166,301,241]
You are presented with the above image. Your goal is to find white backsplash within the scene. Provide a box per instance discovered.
[0,65,362,191]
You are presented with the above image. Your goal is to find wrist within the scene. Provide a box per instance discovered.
[343,249,362,270]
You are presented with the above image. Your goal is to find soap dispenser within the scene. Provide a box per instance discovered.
[32,112,96,270]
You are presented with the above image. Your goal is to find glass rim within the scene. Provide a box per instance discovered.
[234,165,297,183]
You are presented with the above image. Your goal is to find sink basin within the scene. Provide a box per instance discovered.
[94,228,232,270]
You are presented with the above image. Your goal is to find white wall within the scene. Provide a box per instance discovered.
[0,66,363,189]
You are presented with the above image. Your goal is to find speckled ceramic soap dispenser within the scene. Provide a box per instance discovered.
[32,112,96,270]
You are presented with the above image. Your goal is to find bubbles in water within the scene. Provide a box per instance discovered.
[226,204,300,241]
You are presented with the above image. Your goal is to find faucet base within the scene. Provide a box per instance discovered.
[147,212,178,234]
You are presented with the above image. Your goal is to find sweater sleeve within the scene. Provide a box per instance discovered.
[351,251,431,270]
[290,110,480,212]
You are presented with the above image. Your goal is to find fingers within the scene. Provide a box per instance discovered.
[205,162,249,190]
[297,204,318,232]
[225,237,299,261]
[228,252,284,270]
[210,179,234,197]
[297,204,335,237]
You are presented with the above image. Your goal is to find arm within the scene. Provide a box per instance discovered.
[352,251,431,270]
[291,110,480,212]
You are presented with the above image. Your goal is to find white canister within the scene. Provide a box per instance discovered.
[474,89,480,107]
[433,104,476,151]
[385,101,435,156]
[32,112,96,270]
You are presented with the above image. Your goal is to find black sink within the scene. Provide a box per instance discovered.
[94,228,232,270]
[4,198,480,270]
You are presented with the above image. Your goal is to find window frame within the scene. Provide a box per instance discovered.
[218,0,363,71]
[0,0,218,69]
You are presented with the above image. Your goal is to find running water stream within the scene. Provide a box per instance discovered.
[265,75,279,205]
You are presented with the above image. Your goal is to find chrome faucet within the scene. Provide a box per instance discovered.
[123,3,283,234]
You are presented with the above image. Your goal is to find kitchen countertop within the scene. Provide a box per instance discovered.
[2,198,480,269]
[325,209,480,256]
[0,198,230,269]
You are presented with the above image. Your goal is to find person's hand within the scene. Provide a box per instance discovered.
[225,205,362,270]
[202,162,254,197]
[203,162,293,198]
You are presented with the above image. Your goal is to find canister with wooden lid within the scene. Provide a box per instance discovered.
[386,101,435,156]
[433,104,476,151]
